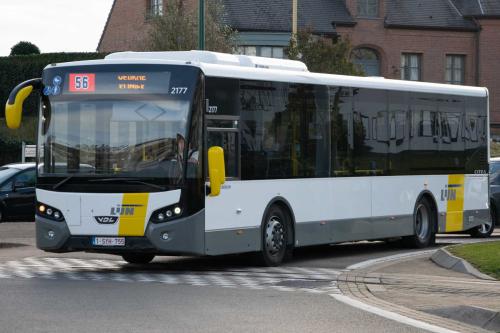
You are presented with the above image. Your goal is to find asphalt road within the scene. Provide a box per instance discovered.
[0,221,498,333]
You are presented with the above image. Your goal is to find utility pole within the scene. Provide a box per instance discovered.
[199,0,205,50]
[292,0,297,36]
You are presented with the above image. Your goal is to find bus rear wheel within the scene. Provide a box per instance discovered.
[469,208,494,238]
[122,253,155,264]
[403,197,435,248]
[259,205,291,266]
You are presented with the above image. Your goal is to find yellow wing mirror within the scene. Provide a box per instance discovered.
[208,146,226,197]
[5,78,42,129]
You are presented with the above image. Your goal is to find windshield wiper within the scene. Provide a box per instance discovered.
[88,178,167,191]
[52,175,75,190]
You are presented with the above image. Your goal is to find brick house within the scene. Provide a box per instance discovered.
[98,0,500,130]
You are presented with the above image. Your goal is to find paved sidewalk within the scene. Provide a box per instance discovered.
[338,254,500,333]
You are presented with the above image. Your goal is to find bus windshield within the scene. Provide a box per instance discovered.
[38,65,201,187]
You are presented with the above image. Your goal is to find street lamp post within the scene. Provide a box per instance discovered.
[292,0,297,36]
[199,0,205,50]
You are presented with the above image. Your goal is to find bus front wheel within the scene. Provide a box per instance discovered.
[259,205,292,266]
[403,197,435,248]
[122,253,155,264]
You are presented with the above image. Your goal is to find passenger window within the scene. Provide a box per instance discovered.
[15,169,36,187]
[0,181,13,191]
[207,130,239,179]
[419,110,439,137]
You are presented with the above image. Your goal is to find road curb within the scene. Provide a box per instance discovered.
[335,250,493,333]
[430,247,497,281]
[0,242,29,249]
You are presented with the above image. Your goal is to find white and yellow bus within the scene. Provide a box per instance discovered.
[5,51,491,266]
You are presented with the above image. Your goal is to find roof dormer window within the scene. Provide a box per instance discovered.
[357,0,378,18]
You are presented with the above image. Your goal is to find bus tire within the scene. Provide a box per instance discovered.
[469,208,494,238]
[403,197,435,248]
[121,253,155,264]
[258,205,291,266]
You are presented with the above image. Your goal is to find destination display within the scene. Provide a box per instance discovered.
[61,72,171,95]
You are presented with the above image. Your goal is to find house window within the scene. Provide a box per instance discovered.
[352,48,380,76]
[357,0,378,17]
[149,0,163,16]
[236,46,284,59]
[446,55,465,85]
[237,46,257,56]
[401,53,421,81]
[259,46,284,59]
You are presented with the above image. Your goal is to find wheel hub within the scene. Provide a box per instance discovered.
[265,216,285,257]
[415,203,429,241]
[479,221,493,234]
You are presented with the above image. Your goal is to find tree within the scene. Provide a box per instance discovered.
[10,41,41,56]
[147,0,237,52]
[285,29,363,76]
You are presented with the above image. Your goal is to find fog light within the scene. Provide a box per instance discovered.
[39,205,46,213]
[157,213,165,221]
[174,207,181,215]
[161,232,169,240]
[47,230,55,239]
[53,211,61,219]
[166,210,172,217]
[46,208,53,215]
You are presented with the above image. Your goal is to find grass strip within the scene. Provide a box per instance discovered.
[448,241,500,280]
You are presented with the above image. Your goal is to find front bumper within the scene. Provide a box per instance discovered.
[36,209,206,255]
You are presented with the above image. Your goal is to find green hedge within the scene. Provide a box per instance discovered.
[0,53,106,165]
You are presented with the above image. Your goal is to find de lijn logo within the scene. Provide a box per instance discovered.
[441,184,462,201]
[110,204,142,216]
[43,76,62,96]
[94,204,142,224]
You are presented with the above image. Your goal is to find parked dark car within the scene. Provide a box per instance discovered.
[0,163,36,222]
[487,157,500,237]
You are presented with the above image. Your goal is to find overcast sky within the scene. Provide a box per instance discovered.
[0,0,114,56]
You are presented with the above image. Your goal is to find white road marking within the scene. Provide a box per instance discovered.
[331,294,460,333]
[346,249,436,270]
[0,257,343,294]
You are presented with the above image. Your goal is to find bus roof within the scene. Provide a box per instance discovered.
[48,50,488,98]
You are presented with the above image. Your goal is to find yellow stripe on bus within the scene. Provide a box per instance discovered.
[445,174,465,232]
[118,193,149,236]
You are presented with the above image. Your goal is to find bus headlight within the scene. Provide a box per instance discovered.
[37,202,65,222]
[150,204,183,223]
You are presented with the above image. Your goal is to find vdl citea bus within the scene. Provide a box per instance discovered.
[5,51,491,266]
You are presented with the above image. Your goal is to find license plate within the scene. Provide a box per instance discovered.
[92,237,125,247]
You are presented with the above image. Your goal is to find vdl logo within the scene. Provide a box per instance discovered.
[440,184,462,201]
[94,216,118,224]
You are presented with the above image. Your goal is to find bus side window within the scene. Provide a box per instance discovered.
[207,130,239,179]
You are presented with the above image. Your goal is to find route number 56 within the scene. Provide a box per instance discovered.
[75,76,88,89]
[69,73,95,92]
